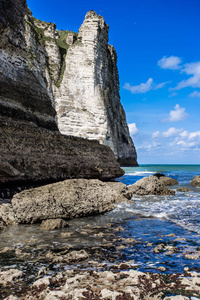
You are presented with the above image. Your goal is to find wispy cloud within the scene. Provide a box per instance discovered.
[161,104,189,122]
[169,92,178,97]
[158,56,182,70]
[123,78,169,94]
[151,127,200,151]
[128,123,139,135]
[171,61,200,90]
[189,91,200,98]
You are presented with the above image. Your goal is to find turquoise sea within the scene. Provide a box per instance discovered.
[119,164,200,234]
[0,164,200,288]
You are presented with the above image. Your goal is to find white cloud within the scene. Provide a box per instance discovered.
[161,104,189,122]
[124,78,169,94]
[188,131,200,140]
[172,61,200,90]
[152,131,160,138]
[124,78,153,94]
[179,130,189,138]
[189,91,200,98]
[128,123,139,135]
[158,56,182,70]
[162,127,183,137]
[176,140,196,148]
[169,92,178,97]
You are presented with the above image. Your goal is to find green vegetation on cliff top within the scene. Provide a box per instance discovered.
[26,17,77,87]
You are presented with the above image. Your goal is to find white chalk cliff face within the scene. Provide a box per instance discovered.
[55,11,138,166]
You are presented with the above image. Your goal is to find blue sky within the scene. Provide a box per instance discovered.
[27,0,200,164]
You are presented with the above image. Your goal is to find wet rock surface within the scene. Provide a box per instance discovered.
[0,218,200,299]
[40,219,69,230]
[177,187,192,192]
[2,267,200,299]
[128,175,175,196]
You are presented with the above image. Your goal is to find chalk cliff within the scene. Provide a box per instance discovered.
[54,11,138,166]
[0,0,124,195]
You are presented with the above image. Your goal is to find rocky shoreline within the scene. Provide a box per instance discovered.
[0,218,200,299]
[0,174,176,227]
[1,173,200,299]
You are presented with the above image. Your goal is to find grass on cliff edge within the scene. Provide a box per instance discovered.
[26,17,78,87]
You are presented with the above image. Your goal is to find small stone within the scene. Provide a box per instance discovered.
[167,233,176,237]
[184,267,190,272]
[32,276,50,288]
[157,266,167,272]
[60,232,73,237]
[153,244,164,253]
[184,253,200,259]
[0,247,12,253]
[147,242,153,246]
[37,266,49,277]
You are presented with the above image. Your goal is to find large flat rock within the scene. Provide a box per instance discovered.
[0,179,129,224]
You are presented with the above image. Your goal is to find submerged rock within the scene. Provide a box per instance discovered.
[153,173,178,186]
[128,175,175,196]
[191,175,200,187]
[1,179,129,225]
[177,187,192,192]
[40,219,69,230]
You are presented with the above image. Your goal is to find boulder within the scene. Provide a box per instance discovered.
[177,187,192,192]
[40,219,69,230]
[153,173,178,186]
[128,175,175,196]
[191,175,200,187]
[1,179,129,224]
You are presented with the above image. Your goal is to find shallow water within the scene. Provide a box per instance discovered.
[0,165,200,282]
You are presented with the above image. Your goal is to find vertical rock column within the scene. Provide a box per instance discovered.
[55,11,138,166]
